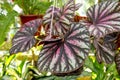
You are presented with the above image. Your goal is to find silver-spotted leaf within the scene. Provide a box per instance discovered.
[86,1,120,38]
[43,0,81,37]
[94,32,118,63]
[115,53,120,75]
[37,23,90,74]
[10,19,42,54]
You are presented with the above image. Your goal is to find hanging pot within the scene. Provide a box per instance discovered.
[20,14,43,25]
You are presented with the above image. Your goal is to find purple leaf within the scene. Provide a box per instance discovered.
[37,23,90,74]
[86,1,120,38]
[94,32,118,63]
[115,53,120,75]
[10,19,42,54]
[43,0,81,37]
[62,0,81,20]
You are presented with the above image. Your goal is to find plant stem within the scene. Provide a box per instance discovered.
[50,0,55,38]
[31,49,35,66]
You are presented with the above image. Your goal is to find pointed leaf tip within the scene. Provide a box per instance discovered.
[10,19,42,54]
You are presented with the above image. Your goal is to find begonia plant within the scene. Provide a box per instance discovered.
[10,0,120,75]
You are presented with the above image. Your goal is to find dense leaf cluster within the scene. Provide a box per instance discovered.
[10,0,120,75]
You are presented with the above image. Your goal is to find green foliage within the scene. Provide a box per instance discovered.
[0,53,35,80]
[0,53,15,79]
[0,41,12,50]
[0,12,16,45]
[0,53,120,80]
[0,52,89,80]
[53,0,68,8]
[84,56,120,80]
[14,0,52,15]
[0,0,18,46]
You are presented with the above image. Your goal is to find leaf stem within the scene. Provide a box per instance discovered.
[50,0,55,38]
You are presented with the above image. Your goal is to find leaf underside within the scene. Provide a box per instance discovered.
[37,23,90,74]
[94,32,118,63]
[10,19,42,54]
[43,0,81,37]
[86,1,120,38]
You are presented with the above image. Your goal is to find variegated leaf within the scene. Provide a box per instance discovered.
[94,32,118,63]
[10,19,42,54]
[115,53,120,75]
[62,0,81,20]
[86,1,120,38]
[43,0,81,37]
[37,23,90,74]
